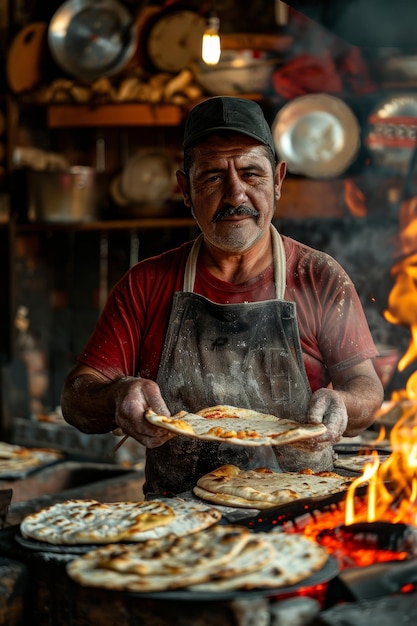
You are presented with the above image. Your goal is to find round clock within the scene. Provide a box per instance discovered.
[146,9,206,73]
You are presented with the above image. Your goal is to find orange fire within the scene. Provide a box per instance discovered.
[344,407,417,526]
[298,415,416,568]
[384,256,417,373]
[290,196,417,571]
[344,193,417,527]
[384,195,417,373]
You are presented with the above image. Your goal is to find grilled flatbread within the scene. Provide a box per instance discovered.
[20,498,222,545]
[0,441,63,476]
[193,485,276,510]
[191,530,329,591]
[193,464,354,509]
[67,525,329,593]
[145,405,326,447]
[67,525,252,591]
[334,453,388,473]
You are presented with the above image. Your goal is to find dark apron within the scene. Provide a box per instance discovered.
[145,227,333,496]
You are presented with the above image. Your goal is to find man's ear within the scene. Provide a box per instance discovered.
[274,161,286,200]
[176,170,191,207]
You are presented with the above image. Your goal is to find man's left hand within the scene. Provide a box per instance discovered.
[296,388,348,450]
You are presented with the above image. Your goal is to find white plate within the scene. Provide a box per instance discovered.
[272,94,360,178]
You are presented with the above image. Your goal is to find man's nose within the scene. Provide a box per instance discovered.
[222,170,247,204]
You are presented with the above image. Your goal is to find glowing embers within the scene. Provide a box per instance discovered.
[317,521,415,570]
[302,410,417,572]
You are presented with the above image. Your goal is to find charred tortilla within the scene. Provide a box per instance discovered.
[67,525,252,591]
[191,529,329,591]
[145,405,326,447]
[66,524,329,592]
[20,498,222,545]
[193,464,354,509]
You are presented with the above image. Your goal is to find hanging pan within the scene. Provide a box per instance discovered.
[48,0,138,81]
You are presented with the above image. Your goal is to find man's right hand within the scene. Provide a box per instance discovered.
[61,364,175,448]
[113,376,175,448]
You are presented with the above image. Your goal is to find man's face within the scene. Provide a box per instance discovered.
[177,135,286,254]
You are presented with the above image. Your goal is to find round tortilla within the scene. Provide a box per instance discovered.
[145,405,326,447]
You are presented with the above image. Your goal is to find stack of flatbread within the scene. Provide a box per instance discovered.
[66,523,330,593]
[19,497,222,546]
[193,464,354,509]
[20,494,331,594]
[0,441,63,478]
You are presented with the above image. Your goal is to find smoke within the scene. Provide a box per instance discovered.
[277,217,408,350]
[285,0,417,48]
[219,442,282,471]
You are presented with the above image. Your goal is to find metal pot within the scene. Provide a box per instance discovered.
[27,166,106,223]
[48,0,137,81]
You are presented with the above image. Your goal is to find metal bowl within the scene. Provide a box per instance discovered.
[48,0,137,81]
[196,50,276,96]
[272,94,361,178]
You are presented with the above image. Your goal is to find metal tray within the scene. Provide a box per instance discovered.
[124,556,339,602]
[14,530,106,555]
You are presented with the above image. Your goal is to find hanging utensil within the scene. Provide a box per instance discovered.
[7,22,48,93]
[48,0,138,81]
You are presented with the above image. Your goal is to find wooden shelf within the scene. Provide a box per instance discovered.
[45,96,265,129]
[46,103,185,129]
[14,217,197,232]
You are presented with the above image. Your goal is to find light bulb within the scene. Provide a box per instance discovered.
[202,14,221,65]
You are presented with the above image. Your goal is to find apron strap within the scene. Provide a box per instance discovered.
[183,233,203,292]
[271,225,286,299]
[183,225,286,299]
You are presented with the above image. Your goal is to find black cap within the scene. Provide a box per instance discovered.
[183,96,276,157]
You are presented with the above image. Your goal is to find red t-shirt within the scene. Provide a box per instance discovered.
[78,235,378,392]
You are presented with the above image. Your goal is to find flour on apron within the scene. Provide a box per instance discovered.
[145,226,333,495]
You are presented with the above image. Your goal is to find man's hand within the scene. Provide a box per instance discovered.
[61,364,176,449]
[294,388,348,451]
[113,377,176,449]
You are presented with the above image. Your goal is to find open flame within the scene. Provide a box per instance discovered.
[383,194,417,375]
[284,192,417,571]
[299,411,417,568]
[385,255,417,373]
[345,407,417,526]
[345,191,417,527]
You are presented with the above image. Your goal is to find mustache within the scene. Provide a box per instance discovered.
[212,204,260,223]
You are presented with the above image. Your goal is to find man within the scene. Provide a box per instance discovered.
[61,96,383,496]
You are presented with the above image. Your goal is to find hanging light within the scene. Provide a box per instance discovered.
[202,12,221,65]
